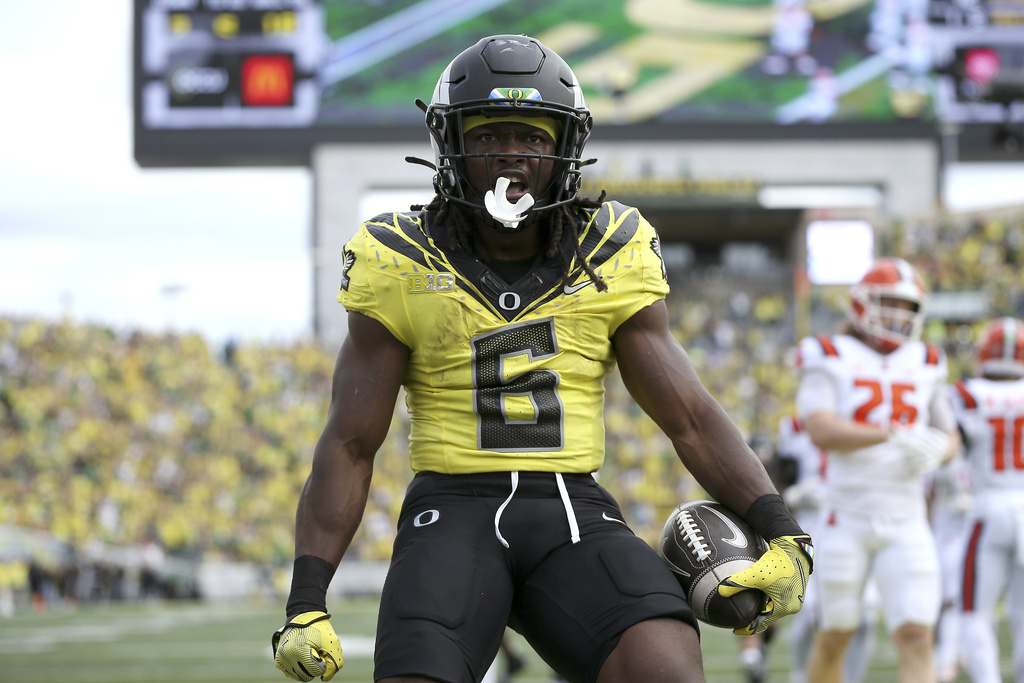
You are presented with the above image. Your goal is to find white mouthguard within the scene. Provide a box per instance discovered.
[483,177,535,229]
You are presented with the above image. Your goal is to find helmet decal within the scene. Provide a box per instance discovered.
[488,87,542,104]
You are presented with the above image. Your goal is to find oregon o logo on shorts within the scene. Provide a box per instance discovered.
[414,509,440,527]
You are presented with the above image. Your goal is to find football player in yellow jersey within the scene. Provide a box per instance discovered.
[272,35,813,683]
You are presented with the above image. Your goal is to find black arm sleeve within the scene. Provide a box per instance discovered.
[285,554,336,617]
[744,493,806,541]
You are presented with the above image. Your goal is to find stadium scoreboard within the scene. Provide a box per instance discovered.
[930,0,1024,122]
[133,0,1024,168]
[138,0,322,129]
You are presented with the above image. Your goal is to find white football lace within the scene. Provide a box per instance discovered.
[677,510,712,562]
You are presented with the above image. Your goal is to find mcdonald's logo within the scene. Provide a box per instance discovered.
[241,54,294,107]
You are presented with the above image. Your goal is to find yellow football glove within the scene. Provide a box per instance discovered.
[718,534,813,636]
[272,611,343,682]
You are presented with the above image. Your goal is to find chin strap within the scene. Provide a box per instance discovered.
[484,177,534,229]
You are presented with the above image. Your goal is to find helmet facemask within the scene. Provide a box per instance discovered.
[847,258,927,352]
[420,35,594,233]
[849,290,925,351]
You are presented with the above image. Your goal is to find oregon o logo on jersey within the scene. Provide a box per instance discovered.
[498,292,521,311]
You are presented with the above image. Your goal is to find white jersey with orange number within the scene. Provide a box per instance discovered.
[795,333,955,518]
[951,376,1024,494]
[950,376,1024,683]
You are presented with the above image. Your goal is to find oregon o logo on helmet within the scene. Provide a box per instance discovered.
[413,510,440,527]
[488,87,542,105]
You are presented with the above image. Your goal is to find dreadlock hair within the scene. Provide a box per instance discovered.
[410,192,610,293]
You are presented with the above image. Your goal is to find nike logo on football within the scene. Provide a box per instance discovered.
[705,505,748,548]
[602,512,627,525]
[563,281,593,295]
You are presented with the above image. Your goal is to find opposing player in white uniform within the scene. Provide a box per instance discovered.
[776,415,877,683]
[952,317,1024,683]
[799,257,961,683]
[927,455,972,682]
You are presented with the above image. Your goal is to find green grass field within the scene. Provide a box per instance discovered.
[0,598,1009,683]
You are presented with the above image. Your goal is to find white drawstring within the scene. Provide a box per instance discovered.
[555,473,581,544]
[494,471,519,549]
[493,472,582,547]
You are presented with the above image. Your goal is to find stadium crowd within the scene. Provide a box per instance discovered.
[0,206,1021,610]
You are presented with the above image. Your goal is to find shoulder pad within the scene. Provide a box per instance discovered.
[795,335,833,371]
[953,380,977,410]
[815,335,840,357]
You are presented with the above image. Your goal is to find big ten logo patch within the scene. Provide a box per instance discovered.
[407,273,455,293]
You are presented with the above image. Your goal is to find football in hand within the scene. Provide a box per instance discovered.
[660,499,769,629]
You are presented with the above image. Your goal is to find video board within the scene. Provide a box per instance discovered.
[133,0,1024,167]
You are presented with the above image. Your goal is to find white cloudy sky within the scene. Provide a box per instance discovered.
[0,2,312,345]
[1,2,1022,345]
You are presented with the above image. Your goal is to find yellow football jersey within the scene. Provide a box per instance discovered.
[338,201,669,474]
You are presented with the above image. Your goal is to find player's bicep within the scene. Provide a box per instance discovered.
[615,301,773,509]
[796,369,846,447]
[613,301,710,429]
[927,384,958,434]
[795,369,838,421]
[321,311,409,458]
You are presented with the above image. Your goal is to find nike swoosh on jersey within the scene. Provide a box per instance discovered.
[705,506,748,548]
[602,512,627,525]
[563,281,593,295]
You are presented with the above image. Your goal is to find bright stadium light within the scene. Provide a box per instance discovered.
[806,220,875,285]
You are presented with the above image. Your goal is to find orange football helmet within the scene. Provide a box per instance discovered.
[848,257,926,352]
[977,317,1024,379]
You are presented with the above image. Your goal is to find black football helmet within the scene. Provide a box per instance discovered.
[422,34,593,230]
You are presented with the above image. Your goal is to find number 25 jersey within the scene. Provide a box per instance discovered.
[795,333,952,517]
[337,201,669,475]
